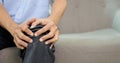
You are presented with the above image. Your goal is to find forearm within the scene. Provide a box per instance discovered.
[0,4,18,35]
[48,0,67,25]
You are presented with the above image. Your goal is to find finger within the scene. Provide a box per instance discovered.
[34,24,51,37]
[30,19,43,28]
[15,30,32,43]
[22,18,36,28]
[50,44,54,49]
[22,18,36,36]
[26,18,36,25]
[45,30,59,44]
[14,39,25,49]
[40,27,57,42]
[24,28,33,36]
[22,25,33,36]
[16,43,24,49]
[18,40,28,48]
[15,36,28,47]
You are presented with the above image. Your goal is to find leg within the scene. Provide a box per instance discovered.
[0,47,22,63]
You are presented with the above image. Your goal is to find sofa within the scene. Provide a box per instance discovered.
[55,28,120,63]
[55,0,120,63]
[0,0,120,63]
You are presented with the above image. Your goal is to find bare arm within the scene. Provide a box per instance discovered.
[0,4,18,35]
[48,0,67,25]
[0,4,34,49]
[31,0,67,45]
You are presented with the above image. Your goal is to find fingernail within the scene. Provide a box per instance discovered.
[30,40,33,43]
[21,47,24,50]
[45,42,48,44]
[35,33,37,36]
[31,33,34,36]
[30,26,35,29]
[40,38,43,42]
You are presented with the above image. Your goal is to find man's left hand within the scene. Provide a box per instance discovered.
[31,18,59,46]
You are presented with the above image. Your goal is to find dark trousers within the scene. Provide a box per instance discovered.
[20,25,55,63]
[0,26,15,50]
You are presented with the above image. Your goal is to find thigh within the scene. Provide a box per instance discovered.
[0,47,22,63]
[0,26,15,50]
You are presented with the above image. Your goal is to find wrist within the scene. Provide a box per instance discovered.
[7,22,19,36]
[48,16,59,25]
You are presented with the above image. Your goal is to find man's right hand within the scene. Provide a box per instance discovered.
[12,18,36,49]
[0,4,36,49]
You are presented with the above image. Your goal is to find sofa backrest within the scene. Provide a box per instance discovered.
[59,0,112,34]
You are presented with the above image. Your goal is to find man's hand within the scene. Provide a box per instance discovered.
[13,18,35,49]
[31,18,59,46]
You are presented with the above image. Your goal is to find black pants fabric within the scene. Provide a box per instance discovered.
[0,26,15,50]
[20,25,55,63]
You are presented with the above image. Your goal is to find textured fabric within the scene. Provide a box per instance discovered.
[0,0,50,24]
[21,25,55,63]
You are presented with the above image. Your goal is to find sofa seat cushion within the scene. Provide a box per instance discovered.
[55,29,120,63]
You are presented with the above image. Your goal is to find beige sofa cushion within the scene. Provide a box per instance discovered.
[55,29,120,63]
